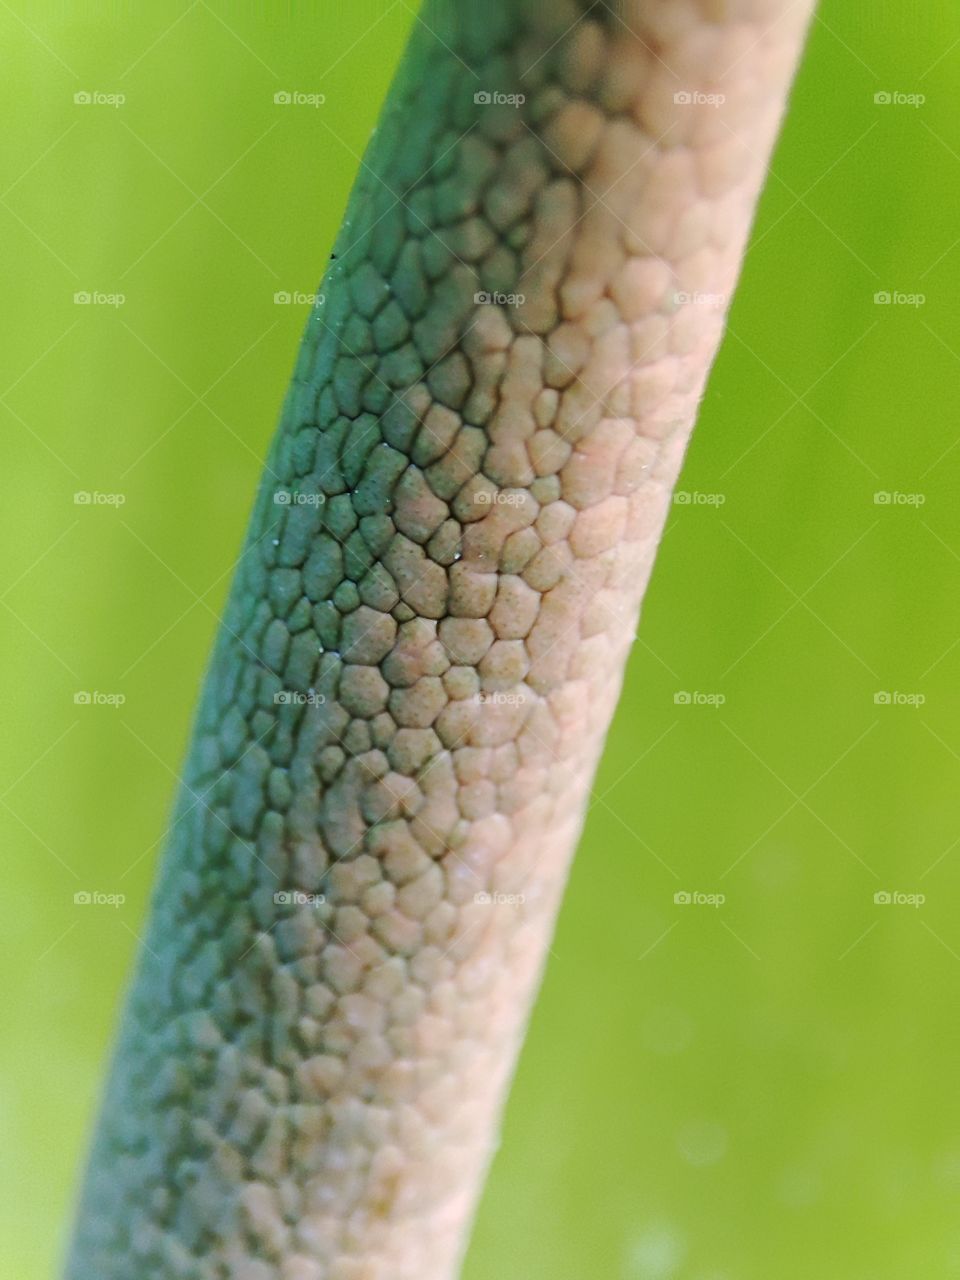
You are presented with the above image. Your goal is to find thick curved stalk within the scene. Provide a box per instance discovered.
[66,2,813,1277]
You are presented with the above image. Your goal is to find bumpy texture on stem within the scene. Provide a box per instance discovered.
[66,2,813,1277]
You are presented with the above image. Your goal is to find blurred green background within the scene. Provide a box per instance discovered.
[3,3,960,1277]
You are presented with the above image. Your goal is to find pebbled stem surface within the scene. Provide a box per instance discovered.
[66,3,813,1277]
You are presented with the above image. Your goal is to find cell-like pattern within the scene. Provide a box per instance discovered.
[65,3,814,1277]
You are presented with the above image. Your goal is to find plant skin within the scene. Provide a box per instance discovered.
[65,3,814,1277]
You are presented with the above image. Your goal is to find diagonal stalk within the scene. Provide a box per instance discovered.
[66,3,814,1276]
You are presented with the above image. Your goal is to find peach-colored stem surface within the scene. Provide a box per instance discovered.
[66,3,814,1277]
